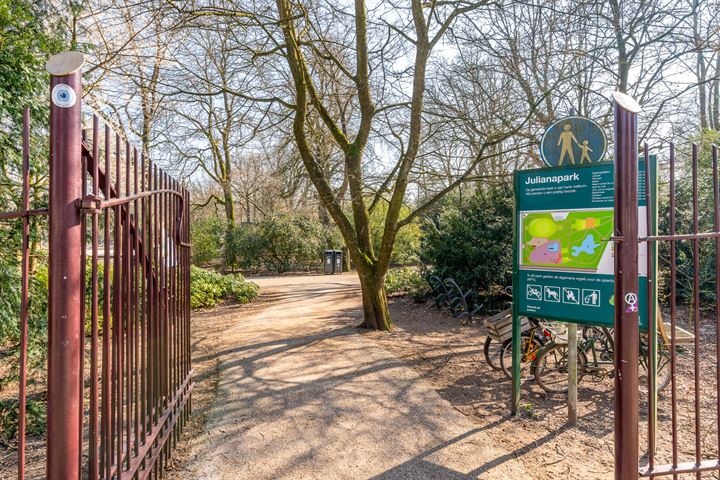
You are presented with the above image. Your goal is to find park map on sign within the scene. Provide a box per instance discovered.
[519,209,614,271]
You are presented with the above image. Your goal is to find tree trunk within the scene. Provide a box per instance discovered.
[222,186,236,270]
[222,185,235,226]
[712,54,720,131]
[342,245,351,272]
[694,0,708,130]
[246,192,252,223]
[318,196,330,226]
[357,269,392,330]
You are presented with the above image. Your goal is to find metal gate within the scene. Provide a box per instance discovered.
[614,93,720,478]
[4,52,192,479]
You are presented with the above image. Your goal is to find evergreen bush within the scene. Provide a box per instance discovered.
[421,185,513,312]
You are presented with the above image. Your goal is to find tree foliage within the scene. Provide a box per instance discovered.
[220,213,340,273]
[659,131,720,304]
[0,0,61,390]
[421,185,514,311]
[190,216,225,267]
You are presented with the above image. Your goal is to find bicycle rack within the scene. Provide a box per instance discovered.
[444,278,473,318]
[427,275,450,309]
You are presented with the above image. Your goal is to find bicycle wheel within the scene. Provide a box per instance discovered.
[639,344,673,393]
[483,336,502,371]
[498,337,538,381]
[656,347,672,392]
[534,342,587,394]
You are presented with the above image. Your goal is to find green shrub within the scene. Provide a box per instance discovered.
[384,267,427,301]
[658,131,720,304]
[222,272,260,303]
[256,213,326,273]
[224,222,264,271]
[421,184,513,312]
[225,213,339,273]
[191,216,225,267]
[0,262,48,388]
[0,398,46,445]
[194,212,344,273]
[366,200,421,266]
[190,266,259,309]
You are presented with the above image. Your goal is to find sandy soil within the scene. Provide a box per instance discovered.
[5,273,717,479]
[368,298,720,480]
[173,274,719,479]
[169,274,537,479]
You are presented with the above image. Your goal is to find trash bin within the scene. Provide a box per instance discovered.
[333,250,343,274]
[323,250,334,274]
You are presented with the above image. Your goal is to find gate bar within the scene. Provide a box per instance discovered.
[46,51,85,480]
[612,91,641,480]
[17,106,31,480]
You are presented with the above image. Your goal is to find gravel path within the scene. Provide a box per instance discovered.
[174,274,530,479]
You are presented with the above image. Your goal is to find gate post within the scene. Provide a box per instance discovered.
[45,51,85,480]
[612,91,642,480]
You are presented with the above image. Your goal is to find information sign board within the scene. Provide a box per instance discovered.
[513,158,655,328]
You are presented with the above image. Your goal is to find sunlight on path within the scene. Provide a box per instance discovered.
[177,274,528,479]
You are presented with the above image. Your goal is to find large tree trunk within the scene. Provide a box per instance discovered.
[222,184,235,225]
[342,245,351,272]
[357,268,392,330]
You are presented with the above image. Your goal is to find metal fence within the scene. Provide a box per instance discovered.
[638,142,720,479]
[4,52,192,479]
[614,93,720,478]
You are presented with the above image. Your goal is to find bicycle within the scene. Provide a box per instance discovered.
[533,325,673,394]
[497,317,555,380]
[483,286,555,375]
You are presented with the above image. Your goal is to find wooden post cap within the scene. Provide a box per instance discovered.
[46,51,84,76]
[612,91,642,114]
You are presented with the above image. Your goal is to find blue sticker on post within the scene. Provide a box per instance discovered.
[51,84,77,108]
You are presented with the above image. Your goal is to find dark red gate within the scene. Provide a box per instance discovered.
[614,93,720,478]
[4,51,192,479]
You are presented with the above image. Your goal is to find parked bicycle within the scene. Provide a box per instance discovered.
[497,317,556,380]
[533,325,673,394]
[483,286,555,377]
[426,274,484,321]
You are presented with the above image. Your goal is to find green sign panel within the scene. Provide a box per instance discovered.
[513,159,656,328]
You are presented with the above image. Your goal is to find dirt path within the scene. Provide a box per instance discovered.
[171,274,532,479]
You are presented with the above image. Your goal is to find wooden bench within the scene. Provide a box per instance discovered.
[483,308,530,343]
[656,309,695,345]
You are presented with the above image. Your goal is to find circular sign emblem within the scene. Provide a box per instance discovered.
[51,84,77,108]
[624,292,637,305]
[540,116,607,167]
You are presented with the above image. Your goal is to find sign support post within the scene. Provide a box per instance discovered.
[511,195,521,415]
[568,322,577,424]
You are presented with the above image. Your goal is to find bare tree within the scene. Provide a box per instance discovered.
[690,0,720,130]
[82,0,177,158]
[162,26,260,236]
[268,0,534,329]
[75,0,718,331]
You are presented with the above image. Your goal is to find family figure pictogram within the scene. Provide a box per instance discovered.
[557,123,593,165]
